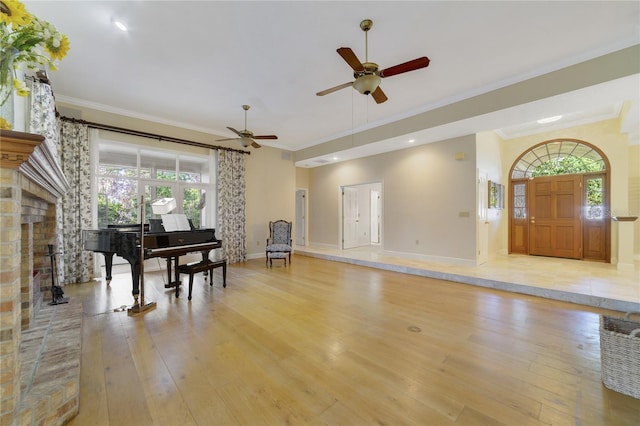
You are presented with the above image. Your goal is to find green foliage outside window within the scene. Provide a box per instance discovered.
[531,156,604,219]
[97,167,205,227]
[531,156,601,177]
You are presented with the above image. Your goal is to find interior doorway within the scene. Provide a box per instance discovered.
[341,182,383,250]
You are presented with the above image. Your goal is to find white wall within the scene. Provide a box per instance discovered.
[306,135,477,263]
[245,149,296,258]
[476,131,507,256]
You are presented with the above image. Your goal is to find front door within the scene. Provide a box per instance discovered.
[529,175,582,259]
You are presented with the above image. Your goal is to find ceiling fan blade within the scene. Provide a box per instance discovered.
[316,81,354,96]
[380,57,430,78]
[226,126,242,136]
[337,47,364,72]
[371,86,388,104]
[251,140,262,149]
[216,137,240,142]
[253,135,278,140]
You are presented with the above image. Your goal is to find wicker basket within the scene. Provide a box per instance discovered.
[600,312,640,399]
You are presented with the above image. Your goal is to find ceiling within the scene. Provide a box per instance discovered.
[23,1,640,164]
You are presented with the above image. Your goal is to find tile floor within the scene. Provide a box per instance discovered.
[295,245,640,313]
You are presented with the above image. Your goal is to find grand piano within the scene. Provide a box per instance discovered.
[83,223,221,302]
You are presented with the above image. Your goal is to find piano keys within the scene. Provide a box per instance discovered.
[83,224,222,303]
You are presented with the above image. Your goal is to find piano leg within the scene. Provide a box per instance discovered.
[164,257,174,288]
[130,261,141,304]
[126,259,156,315]
[202,250,211,281]
[163,256,183,290]
[103,252,115,284]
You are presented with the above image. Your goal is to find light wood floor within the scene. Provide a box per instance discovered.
[65,255,640,426]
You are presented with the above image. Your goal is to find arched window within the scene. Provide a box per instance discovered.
[511,139,606,179]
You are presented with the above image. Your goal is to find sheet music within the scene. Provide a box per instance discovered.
[161,214,191,231]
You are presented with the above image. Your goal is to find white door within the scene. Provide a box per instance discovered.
[342,187,359,249]
[295,189,306,246]
[370,189,380,244]
[477,169,489,265]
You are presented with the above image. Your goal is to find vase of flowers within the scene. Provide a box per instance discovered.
[0,0,70,129]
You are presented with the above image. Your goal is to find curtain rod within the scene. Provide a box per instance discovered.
[57,115,251,155]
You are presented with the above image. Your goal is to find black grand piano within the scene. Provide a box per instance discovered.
[83,222,221,303]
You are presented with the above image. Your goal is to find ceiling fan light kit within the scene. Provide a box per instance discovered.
[353,73,381,95]
[216,104,277,149]
[317,19,430,103]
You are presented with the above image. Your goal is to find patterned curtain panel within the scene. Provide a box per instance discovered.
[28,81,58,157]
[28,81,65,286]
[217,150,247,263]
[55,120,93,284]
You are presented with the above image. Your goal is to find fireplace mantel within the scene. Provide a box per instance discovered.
[0,129,70,198]
[0,129,43,169]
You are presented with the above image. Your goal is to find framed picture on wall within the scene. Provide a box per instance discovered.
[489,181,497,209]
[488,181,504,209]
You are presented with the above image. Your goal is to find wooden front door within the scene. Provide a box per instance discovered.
[529,175,582,259]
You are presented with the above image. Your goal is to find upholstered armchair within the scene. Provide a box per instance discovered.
[265,220,292,266]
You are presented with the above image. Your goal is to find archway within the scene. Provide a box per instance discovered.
[509,139,610,261]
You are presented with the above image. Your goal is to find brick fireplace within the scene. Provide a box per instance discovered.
[0,129,79,425]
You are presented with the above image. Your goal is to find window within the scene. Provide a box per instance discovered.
[512,182,527,219]
[510,139,608,222]
[585,175,604,220]
[96,138,215,229]
[511,139,605,179]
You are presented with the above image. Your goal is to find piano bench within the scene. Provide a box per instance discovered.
[178,259,227,300]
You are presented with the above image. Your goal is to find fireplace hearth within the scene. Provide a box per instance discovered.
[1,129,78,425]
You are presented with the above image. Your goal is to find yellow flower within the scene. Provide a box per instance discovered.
[0,0,31,27]
[45,33,70,61]
[0,116,12,130]
[13,77,29,96]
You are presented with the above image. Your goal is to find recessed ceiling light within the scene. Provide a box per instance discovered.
[332,157,338,161]
[408,139,415,143]
[113,20,127,32]
[537,115,562,124]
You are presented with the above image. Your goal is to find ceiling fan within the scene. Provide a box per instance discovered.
[316,19,430,104]
[216,105,278,148]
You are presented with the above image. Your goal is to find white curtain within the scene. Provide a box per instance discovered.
[217,150,247,263]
